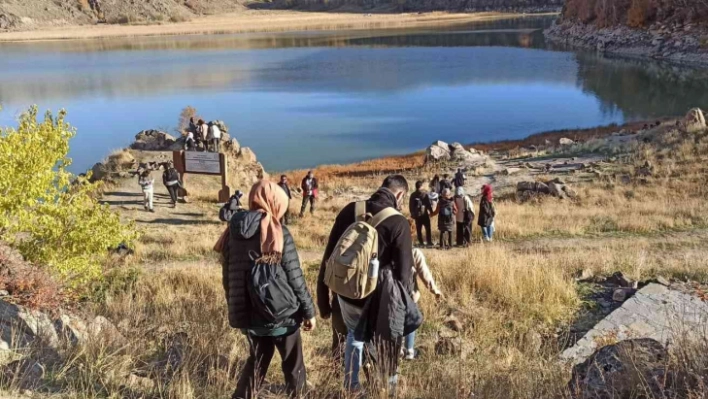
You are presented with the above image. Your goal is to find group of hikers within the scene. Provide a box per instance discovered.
[214,171,495,399]
[137,161,184,211]
[184,117,223,152]
[411,168,496,247]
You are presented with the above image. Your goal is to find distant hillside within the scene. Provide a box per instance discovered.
[268,0,562,12]
[561,0,708,28]
[0,0,244,29]
[0,0,560,31]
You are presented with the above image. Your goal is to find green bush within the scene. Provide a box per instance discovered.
[0,106,138,292]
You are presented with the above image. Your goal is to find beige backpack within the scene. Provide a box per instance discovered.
[324,201,401,300]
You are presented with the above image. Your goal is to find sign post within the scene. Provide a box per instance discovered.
[173,151,230,203]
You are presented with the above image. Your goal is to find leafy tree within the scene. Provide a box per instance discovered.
[0,106,138,290]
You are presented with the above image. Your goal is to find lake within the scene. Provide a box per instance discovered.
[2,16,708,173]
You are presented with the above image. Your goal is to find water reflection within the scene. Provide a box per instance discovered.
[0,15,704,172]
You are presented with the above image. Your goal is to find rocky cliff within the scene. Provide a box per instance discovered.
[546,0,708,67]
[269,0,561,12]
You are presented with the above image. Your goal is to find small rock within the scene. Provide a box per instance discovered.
[607,272,633,288]
[576,269,594,281]
[0,290,8,297]
[444,315,463,332]
[559,138,574,146]
[612,288,637,302]
[682,108,706,133]
[126,373,156,391]
[656,276,670,286]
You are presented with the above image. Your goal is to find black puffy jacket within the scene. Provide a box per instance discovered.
[221,211,315,330]
[478,198,496,228]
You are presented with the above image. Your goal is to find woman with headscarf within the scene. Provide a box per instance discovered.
[431,188,457,249]
[216,180,316,399]
[478,184,496,242]
[454,187,475,246]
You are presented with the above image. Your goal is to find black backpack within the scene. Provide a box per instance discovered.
[247,252,298,323]
[166,168,179,182]
[441,200,454,223]
[411,196,424,218]
[454,173,465,187]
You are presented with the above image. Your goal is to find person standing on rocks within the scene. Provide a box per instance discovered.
[299,171,318,218]
[409,180,434,247]
[162,162,181,208]
[278,175,293,225]
[217,181,316,399]
[198,119,209,151]
[478,184,496,242]
[208,121,222,153]
[453,168,466,188]
[432,188,457,250]
[317,175,417,394]
[138,170,155,213]
[454,187,474,246]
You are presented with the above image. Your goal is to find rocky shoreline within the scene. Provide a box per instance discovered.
[545,22,708,68]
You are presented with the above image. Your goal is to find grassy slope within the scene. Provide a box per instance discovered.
[5,119,708,398]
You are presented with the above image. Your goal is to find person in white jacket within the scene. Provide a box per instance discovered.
[138,170,155,212]
[207,122,222,153]
[404,248,443,360]
[454,187,475,246]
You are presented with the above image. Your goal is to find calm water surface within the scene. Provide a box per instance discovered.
[2,16,708,173]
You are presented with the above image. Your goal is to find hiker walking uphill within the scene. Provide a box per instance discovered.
[432,188,457,249]
[409,181,434,247]
[138,170,155,212]
[430,175,441,194]
[217,181,316,399]
[278,175,293,225]
[453,168,466,188]
[317,175,421,394]
[162,162,181,208]
[479,184,497,242]
[454,187,475,246]
[219,190,244,223]
[299,171,318,217]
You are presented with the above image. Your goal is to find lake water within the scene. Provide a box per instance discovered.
[2,16,708,173]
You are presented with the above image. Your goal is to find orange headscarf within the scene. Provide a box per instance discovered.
[249,180,289,260]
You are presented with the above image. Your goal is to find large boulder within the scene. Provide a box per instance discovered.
[568,339,668,399]
[682,108,706,133]
[0,300,59,350]
[131,130,177,151]
[426,141,451,162]
[238,147,257,163]
[517,181,550,194]
[106,150,135,171]
[90,162,109,182]
[560,138,575,146]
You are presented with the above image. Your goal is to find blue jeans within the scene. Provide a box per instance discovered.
[482,221,495,241]
[344,329,364,391]
[404,331,416,352]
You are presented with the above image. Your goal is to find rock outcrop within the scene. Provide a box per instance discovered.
[568,339,668,399]
[517,178,577,201]
[425,140,491,170]
[131,130,180,151]
[682,108,706,133]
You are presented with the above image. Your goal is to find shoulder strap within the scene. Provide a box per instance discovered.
[370,207,401,228]
[355,201,367,222]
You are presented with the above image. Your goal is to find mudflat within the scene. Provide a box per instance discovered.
[0,10,542,42]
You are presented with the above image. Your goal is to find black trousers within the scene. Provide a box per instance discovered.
[414,215,433,246]
[330,296,347,366]
[300,195,316,216]
[439,230,453,248]
[166,184,179,204]
[456,222,472,246]
[233,328,307,399]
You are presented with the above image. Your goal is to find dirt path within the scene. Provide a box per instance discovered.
[0,10,543,42]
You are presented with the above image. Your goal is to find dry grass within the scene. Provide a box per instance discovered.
[4,123,708,398]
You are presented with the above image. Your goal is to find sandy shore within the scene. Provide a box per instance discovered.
[0,10,549,42]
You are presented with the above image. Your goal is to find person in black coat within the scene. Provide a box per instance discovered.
[220,181,316,399]
[409,180,434,247]
[439,174,452,193]
[317,175,414,394]
[278,175,293,225]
